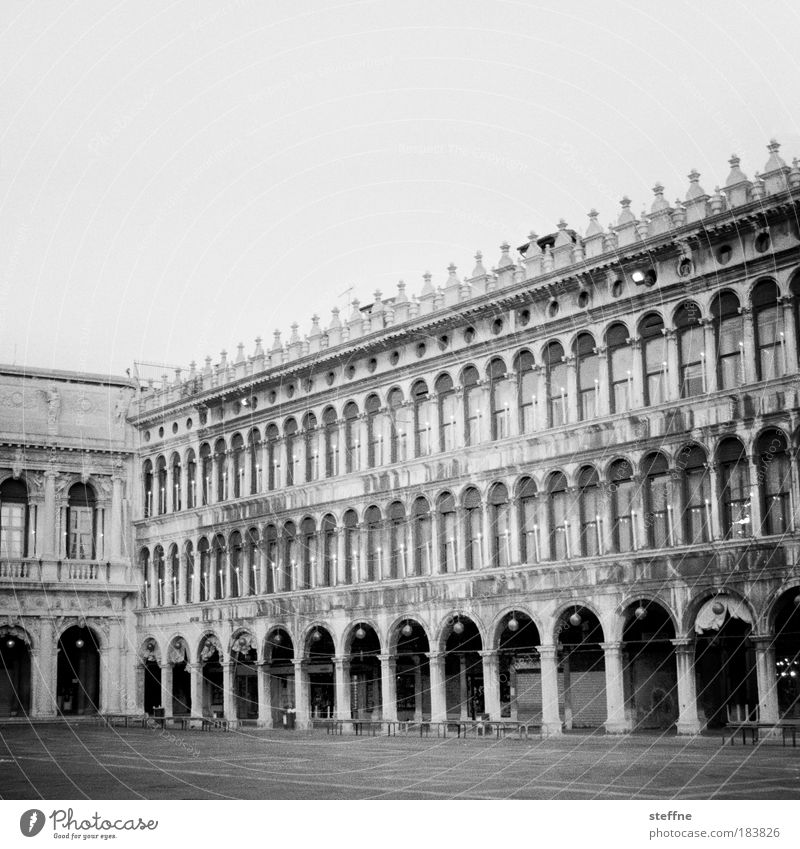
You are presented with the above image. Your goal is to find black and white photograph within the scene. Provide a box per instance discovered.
[1,0,799,843]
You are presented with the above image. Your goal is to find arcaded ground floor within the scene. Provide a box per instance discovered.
[0,723,798,800]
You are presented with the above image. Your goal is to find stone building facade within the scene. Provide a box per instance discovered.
[4,140,800,734]
[0,366,137,717]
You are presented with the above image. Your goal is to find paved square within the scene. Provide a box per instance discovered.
[1,725,798,800]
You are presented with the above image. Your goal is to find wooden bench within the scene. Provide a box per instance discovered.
[100,714,149,728]
[723,721,800,747]
[200,717,230,732]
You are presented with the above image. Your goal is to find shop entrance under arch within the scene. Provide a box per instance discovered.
[57,626,100,715]
[0,629,31,716]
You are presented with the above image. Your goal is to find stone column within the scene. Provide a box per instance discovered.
[599,483,614,554]
[595,345,611,416]
[160,662,173,718]
[705,462,723,540]
[459,655,469,719]
[671,639,701,735]
[293,660,310,729]
[508,496,521,565]
[177,551,187,606]
[631,475,647,551]
[425,392,440,456]
[628,337,644,408]
[701,319,718,394]
[537,645,562,736]
[601,642,631,733]
[565,487,581,559]
[336,527,346,585]
[535,493,550,561]
[427,652,447,722]
[413,660,424,722]
[430,509,442,575]
[668,470,685,546]
[663,327,679,401]
[748,455,764,536]
[188,663,203,718]
[379,654,398,721]
[257,662,272,728]
[563,355,578,423]
[752,636,779,725]
[333,656,352,723]
[789,449,800,533]
[133,662,145,714]
[110,474,123,558]
[780,295,797,374]
[480,650,501,720]
[243,445,253,496]
[43,470,58,559]
[739,306,756,383]
[222,660,236,723]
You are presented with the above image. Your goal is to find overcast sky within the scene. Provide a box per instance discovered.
[1,0,799,377]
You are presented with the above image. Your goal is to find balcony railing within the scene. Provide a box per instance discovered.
[0,558,133,586]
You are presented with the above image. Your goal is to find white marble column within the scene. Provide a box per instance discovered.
[601,642,631,733]
[481,650,502,721]
[222,660,236,722]
[188,663,203,718]
[334,656,352,722]
[160,662,173,718]
[427,652,447,722]
[671,639,701,735]
[293,660,310,729]
[379,654,398,721]
[257,662,272,728]
[537,645,562,736]
[753,636,779,725]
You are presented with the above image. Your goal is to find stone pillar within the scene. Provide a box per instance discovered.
[430,509,442,575]
[222,660,236,722]
[595,345,611,416]
[537,645,562,736]
[133,662,145,714]
[459,655,469,719]
[425,392,440,456]
[753,636,779,725]
[508,496,521,565]
[663,327,679,401]
[188,663,203,718]
[565,487,581,559]
[379,654,398,721]
[564,355,578,423]
[243,445,253,496]
[631,475,647,551]
[160,662,173,718]
[333,656,352,721]
[701,319,718,394]
[480,650,501,721]
[413,660,424,722]
[705,462,723,540]
[257,662,272,728]
[739,306,756,384]
[599,483,614,554]
[427,652,447,722]
[780,295,797,374]
[671,639,701,735]
[110,474,123,558]
[668,470,685,546]
[789,449,800,533]
[293,660,310,729]
[336,527,347,585]
[601,642,631,733]
[748,455,764,536]
[628,337,644,408]
[177,552,187,606]
[43,471,58,559]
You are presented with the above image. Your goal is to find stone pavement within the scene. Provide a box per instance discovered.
[1,725,798,800]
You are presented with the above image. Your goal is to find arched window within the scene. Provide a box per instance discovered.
[388,388,408,463]
[213,438,227,502]
[300,517,316,589]
[436,374,457,451]
[344,402,360,473]
[675,302,704,397]
[718,437,751,539]
[364,506,382,582]
[245,527,259,595]
[282,521,296,590]
[547,472,569,560]
[212,534,225,598]
[575,333,599,420]
[488,483,511,567]
[185,541,195,602]
[264,525,278,593]
[200,443,212,505]
[437,492,457,573]
[0,478,29,559]
[170,452,181,511]
[153,545,165,605]
[515,351,536,432]
[168,544,178,604]
[186,449,197,509]
[198,537,210,601]
[677,445,711,544]
[411,497,431,576]
[343,509,358,583]
[229,531,242,596]
[156,456,167,514]
[544,341,567,427]
[463,487,483,570]
[303,413,319,482]
[388,501,406,578]
[140,547,151,606]
[412,380,433,456]
[606,323,632,413]
[640,313,667,405]
[609,459,635,552]
[366,395,382,468]
[488,358,512,439]
[758,429,792,535]
[517,477,539,563]
[142,460,153,517]
[248,429,261,494]
[284,419,298,486]
[462,366,481,445]
[753,280,784,380]
[323,407,339,477]
[643,453,671,548]
[67,483,96,560]
[578,466,600,556]
[321,515,337,586]
[266,424,280,490]
[712,291,743,389]
[231,433,245,498]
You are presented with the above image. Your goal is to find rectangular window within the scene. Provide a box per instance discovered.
[613,481,635,552]
[610,346,632,413]
[69,507,94,559]
[723,462,751,538]
[440,394,458,451]
[439,510,457,572]
[0,503,26,559]
[683,468,711,543]
[680,325,705,396]
[646,475,670,548]
[758,307,784,380]
[550,492,568,560]
[718,316,743,388]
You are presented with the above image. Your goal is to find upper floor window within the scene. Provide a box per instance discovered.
[344,402,360,473]
[544,341,567,427]
[343,509,358,584]
[437,492,457,573]
[283,420,298,486]
[758,429,791,536]
[488,358,512,439]
[411,497,432,576]
[547,472,569,559]
[609,459,635,552]
[186,450,197,509]
[303,413,319,482]
[156,456,167,514]
[718,437,751,539]
[300,517,316,589]
[200,443,212,505]
[575,333,599,420]
[322,407,339,477]
[753,280,784,380]
[643,452,671,548]
[248,430,261,494]
[0,478,29,559]
[388,388,408,463]
[675,302,704,397]
[412,380,433,456]
[436,374,457,451]
[517,477,539,563]
[515,350,536,432]
[607,323,632,413]
[198,537,210,601]
[462,366,481,445]
[321,515,336,586]
[387,501,406,578]
[229,531,242,596]
[67,483,96,560]
[365,394,382,468]
[231,433,245,498]
[640,313,667,406]
[488,482,511,567]
[213,438,227,502]
[577,466,600,556]
[142,460,153,517]
[677,444,711,544]
[712,291,743,389]
[462,487,482,570]
[266,424,280,490]
[245,527,259,595]
[170,452,181,511]
[364,505,382,582]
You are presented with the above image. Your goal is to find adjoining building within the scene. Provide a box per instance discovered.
[3,141,800,734]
